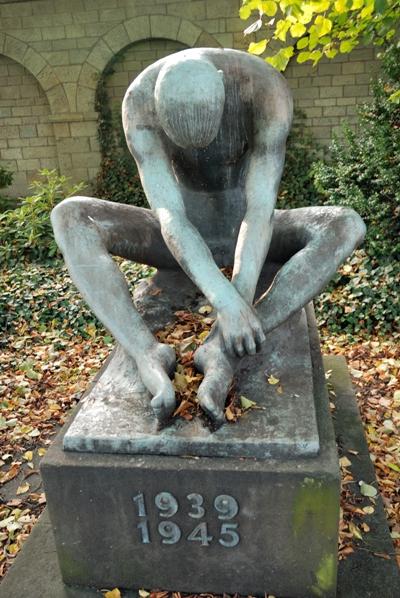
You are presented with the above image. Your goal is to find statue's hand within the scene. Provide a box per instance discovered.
[217,296,265,357]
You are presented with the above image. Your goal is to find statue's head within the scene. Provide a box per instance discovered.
[155,54,225,149]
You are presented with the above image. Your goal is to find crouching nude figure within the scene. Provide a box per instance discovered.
[51,48,365,425]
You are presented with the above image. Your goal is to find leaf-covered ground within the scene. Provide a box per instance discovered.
[0,263,398,588]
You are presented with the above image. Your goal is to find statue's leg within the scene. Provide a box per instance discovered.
[195,205,365,423]
[51,195,179,421]
[255,205,366,331]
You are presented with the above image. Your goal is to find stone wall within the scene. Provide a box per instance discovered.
[0,0,381,196]
[0,54,57,195]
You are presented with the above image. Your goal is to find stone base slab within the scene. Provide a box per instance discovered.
[63,308,319,459]
[40,307,339,597]
[63,266,319,459]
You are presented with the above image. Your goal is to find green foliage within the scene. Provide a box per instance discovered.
[312,44,400,259]
[240,0,399,70]
[315,250,399,336]
[0,260,154,338]
[0,169,85,265]
[94,59,147,207]
[0,164,13,190]
[278,110,323,209]
[0,164,14,212]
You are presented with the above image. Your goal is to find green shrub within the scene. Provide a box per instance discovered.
[0,164,13,190]
[94,59,147,207]
[278,110,323,209]
[315,250,399,337]
[0,260,154,338]
[0,164,14,212]
[94,146,147,207]
[0,169,85,265]
[313,44,400,260]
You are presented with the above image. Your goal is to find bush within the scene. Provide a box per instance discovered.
[95,148,147,207]
[0,169,85,265]
[315,250,399,337]
[278,110,323,209]
[0,260,154,339]
[0,164,14,212]
[0,164,13,190]
[94,60,147,207]
[313,44,400,260]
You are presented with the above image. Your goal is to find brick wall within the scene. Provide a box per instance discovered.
[0,54,57,195]
[0,0,381,196]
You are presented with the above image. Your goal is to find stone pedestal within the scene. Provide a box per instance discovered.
[41,293,340,598]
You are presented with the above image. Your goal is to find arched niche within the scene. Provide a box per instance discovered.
[0,54,57,197]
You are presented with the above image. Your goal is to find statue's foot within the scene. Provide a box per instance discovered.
[194,335,237,425]
[137,343,177,422]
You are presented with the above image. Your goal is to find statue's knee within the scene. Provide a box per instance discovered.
[336,207,366,248]
[51,196,91,247]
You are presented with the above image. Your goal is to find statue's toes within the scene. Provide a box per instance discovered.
[151,388,176,422]
[197,382,225,425]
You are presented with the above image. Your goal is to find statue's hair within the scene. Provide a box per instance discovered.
[155,55,225,148]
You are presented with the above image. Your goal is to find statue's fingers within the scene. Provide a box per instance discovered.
[230,334,243,357]
[254,326,266,352]
[222,331,234,357]
[244,334,256,355]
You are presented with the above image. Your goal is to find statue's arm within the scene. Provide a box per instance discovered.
[129,128,264,356]
[232,98,292,304]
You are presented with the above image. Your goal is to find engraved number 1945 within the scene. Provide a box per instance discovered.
[133,492,240,548]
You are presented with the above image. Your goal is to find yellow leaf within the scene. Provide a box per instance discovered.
[275,19,291,42]
[173,372,188,392]
[23,451,33,462]
[16,482,30,495]
[314,15,332,37]
[290,22,306,37]
[248,39,268,55]
[260,1,278,16]
[360,4,374,18]
[198,305,212,315]
[225,406,236,421]
[38,448,46,457]
[362,506,375,515]
[138,591,149,598]
[297,36,309,49]
[198,330,209,342]
[335,0,349,12]
[340,40,354,53]
[298,5,314,24]
[240,395,257,410]
[339,456,352,468]
[351,0,363,8]
[311,0,330,11]
[349,521,363,540]
[277,385,283,394]
[239,5,252,20]
[265,46,293,71]
[104,590,121,598]
[8,543,19,555]
[268,374,280,385]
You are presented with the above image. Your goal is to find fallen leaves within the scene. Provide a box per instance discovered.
[324,334,400,565]
[359,481,378,498]
[156,310,215,422]
[0,327,112,578]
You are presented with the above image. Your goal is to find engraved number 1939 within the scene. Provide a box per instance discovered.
[133,492,240,548]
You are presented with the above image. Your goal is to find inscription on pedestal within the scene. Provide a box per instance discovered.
[133,492,240,548]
